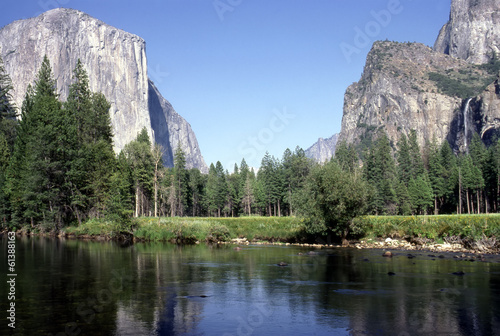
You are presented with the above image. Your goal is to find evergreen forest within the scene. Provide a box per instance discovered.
[1,56,500,238]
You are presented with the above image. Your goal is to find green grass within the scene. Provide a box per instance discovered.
[63,216,306,243]
[352,214,500,241]
[63,215,500,248]
[63,218,132,238]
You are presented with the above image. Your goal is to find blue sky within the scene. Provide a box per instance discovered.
[1,0,451,169]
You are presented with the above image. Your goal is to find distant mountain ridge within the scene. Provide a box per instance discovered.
[0,8,208,172]
[305,134,339,163]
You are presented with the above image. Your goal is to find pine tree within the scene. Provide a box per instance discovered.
[188,168,205,216]
[258,152,283,216]
[395,180,412,215]
[6,86,34,226]
[408,129,425,178]
[469,133,488,212]
[397,133,412,185]
[123,128,154,217]
[64,60,115,222]
[204,163,218,216]
[485,140,500,211]
[226,166,240,217]
[106,151,134,220]
[204,162,227,217]
[7,56,70,228]
[439,140,459,213]
[238,158,250,214]
[427,138,446,214]
[0,133,9,225]
[152,144,164,217]
[241,173,255,216]
[408,175,434,215]
[0,54,16,226]
[214,161,228,217]
[364,132,398,214]
[0,53,17,151]
[173,144,188,216]
[334,141,358,172]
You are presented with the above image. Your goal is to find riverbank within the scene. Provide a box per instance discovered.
[61,216,306,244]
[6,214,500,254]
[351,214,500,253]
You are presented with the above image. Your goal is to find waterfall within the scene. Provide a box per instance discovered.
[463,98,472,152]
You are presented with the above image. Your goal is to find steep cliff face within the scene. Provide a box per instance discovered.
[0,8,207,172]
[434,0,500,64]
[305,134,338,163]
[470,79,500,146]
[339,0,500,153]
[339,39,500,153]
[340,41,463,151]
[148,80,207,172]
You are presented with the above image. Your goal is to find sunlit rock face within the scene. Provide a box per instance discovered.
[339,0,500,153]
[0,8,207,172]
[305,134,339,163]
[434,0,500,64]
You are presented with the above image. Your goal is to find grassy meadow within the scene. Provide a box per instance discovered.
[63,216,307,243]
[352,214,500,247]
[62,214,499,249]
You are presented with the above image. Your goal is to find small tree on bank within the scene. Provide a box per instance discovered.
[299,160,371,244]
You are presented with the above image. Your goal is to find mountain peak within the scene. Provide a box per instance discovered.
[305,134,339,163]
[434,0,500,64]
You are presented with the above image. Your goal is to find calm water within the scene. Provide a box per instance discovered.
[1,237,500,336]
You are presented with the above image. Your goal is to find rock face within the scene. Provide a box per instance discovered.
[434,0,500,64]
[305,133,338,163]
[471,79,500,146]
[339,0,500,153]
[339,41,463,151]
[148,80,207,170]
[0,8,207,172]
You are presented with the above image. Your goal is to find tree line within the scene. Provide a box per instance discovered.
[1,56,500,237]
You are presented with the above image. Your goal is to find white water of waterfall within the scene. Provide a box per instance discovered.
[463,98,472,152]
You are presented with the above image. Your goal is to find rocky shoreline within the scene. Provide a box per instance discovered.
[229,237,500,255]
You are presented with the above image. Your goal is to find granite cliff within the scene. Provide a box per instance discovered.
[339,0,500,153]
[434,0,500,64]
[0,8,207,172]
[305,134,338,163]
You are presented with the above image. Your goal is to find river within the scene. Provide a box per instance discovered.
[1,236,500,335]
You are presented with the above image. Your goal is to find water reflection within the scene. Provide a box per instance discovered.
[1,236,500,335]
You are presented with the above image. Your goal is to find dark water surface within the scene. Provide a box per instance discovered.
[1,236,500,336]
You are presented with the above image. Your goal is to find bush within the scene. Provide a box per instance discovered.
[207,223,230,243]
